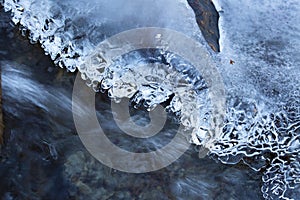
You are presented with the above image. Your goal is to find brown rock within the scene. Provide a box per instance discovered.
[188,0,220,52]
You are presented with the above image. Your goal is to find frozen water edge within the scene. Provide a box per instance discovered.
[1,0,219,148]
[2,0,209,71]
[2,0,300,199]
[212,0,300,199]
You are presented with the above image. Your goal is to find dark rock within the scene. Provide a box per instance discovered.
[188,0,220,52]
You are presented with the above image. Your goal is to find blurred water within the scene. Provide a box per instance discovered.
[1,0,300,199]
[0,16,263,199]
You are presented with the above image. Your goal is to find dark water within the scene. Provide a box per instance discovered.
[0,8,263,200]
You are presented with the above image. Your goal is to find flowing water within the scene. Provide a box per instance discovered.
[0,0,300,199]
[0,16,262,199]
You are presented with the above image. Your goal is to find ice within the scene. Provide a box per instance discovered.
[2,0,300,199]
[2,0,207,71]
[211,0,300,198]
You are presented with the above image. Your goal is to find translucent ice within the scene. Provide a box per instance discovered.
[2,0,300,199]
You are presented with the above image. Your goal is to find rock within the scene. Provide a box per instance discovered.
[188,0,220,52]
[0,66,3,147]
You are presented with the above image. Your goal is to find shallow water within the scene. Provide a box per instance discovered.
[0,7,265,200]
[1,0,300,199]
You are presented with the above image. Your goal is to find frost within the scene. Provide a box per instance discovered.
[2,0,300,199]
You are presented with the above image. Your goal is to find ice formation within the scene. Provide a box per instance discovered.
[210,0,300,198]
[2,0,300,199]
